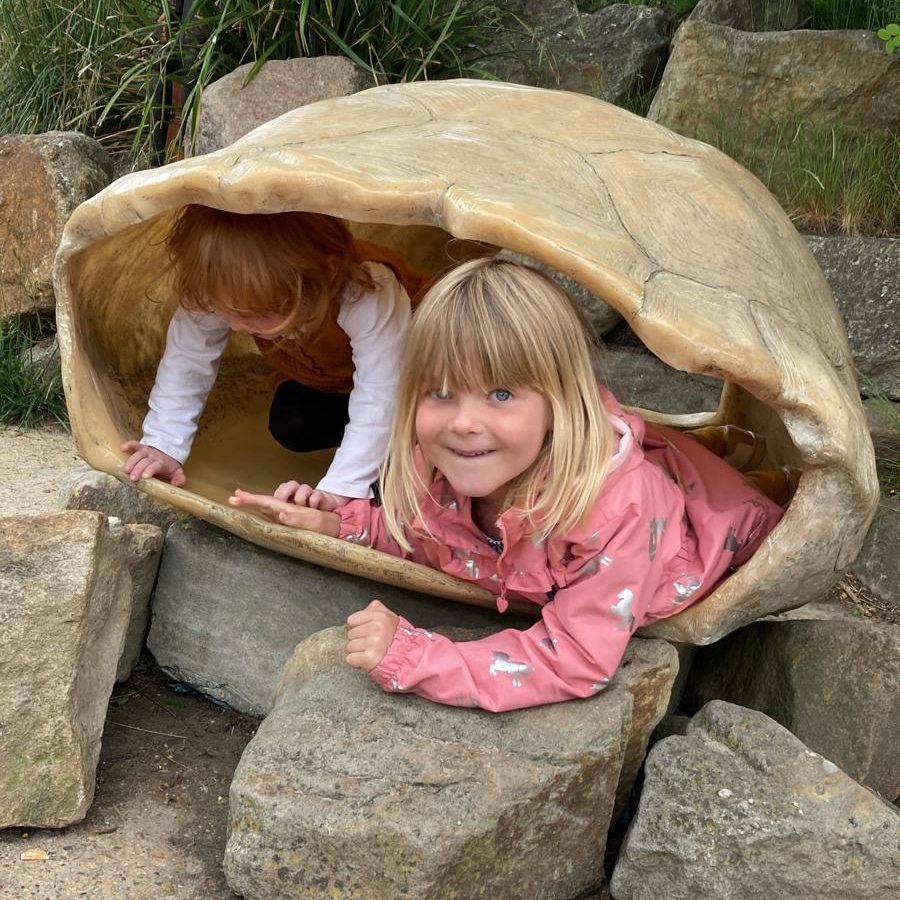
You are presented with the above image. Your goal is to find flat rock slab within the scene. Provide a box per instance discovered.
[225,627,648,900]
[148,518,529,715]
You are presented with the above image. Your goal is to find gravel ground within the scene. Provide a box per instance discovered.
[1,424,257,900]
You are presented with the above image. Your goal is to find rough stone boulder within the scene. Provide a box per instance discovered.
[61,466,187,532]
[806,236,900,402]
[115,522,164,683]
[498,0,676,102]
[225,627,677,899]
[0,132,113,318]
[683,613,900,801]
[0,511,134,827]
[689,0,809,31]
[649,22,899,145]
[190,56,374,157]
[611,701,900,900]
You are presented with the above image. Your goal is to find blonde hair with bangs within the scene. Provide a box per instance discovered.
[380,256,615,549]
[167,205,374,336]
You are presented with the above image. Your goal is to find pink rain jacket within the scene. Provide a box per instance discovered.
[338,388,784,712]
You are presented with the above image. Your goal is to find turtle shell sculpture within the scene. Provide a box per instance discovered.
[54,79,879,645]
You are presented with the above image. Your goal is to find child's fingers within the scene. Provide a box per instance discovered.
[228,490,292,515]
[273,481,316,505]
[346,606,384,629]
[346,623,394,671]
[346,646,381,672]
[273,480,302,502]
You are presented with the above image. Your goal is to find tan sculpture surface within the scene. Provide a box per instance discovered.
[54,79,879,644]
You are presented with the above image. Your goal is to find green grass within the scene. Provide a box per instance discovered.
[0,0,522,163]
[0,316,68,429]
[713,120,899,237]
[860,375,900,498]
[0,1,157,156]
[806,0,900,30]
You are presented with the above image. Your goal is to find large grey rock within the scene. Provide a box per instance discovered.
[225,626,631,900]
[0,511,133,827]
[684,614,900,801]
[61,467,187,532]
[689,0,809,31]
[115,522,164,683]
[611,701,900,900]
[497,0,676,103]
[649,23,899,145]
[806,236,900,401]
[190,56,374,156]
[849,499,900,622]
[0,133,113,318]
[147,518,527,715]
[604,346,722,414]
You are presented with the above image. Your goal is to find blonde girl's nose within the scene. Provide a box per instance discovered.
[447,396,484,433]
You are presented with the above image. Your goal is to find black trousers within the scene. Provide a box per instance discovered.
[268,380,351,452]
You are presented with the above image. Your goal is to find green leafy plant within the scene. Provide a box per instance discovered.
[0,315,68,429]
[878,22,900,51]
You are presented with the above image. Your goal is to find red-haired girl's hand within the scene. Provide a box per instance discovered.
[346,600,399,672]
[273,480,350,511]
[228,489,341,535]
[121,440,186,487]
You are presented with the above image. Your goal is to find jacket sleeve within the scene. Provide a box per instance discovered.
[317,264,411,499]
[141,307,231,463]
[367,503,669,712]
[338,496,458,575]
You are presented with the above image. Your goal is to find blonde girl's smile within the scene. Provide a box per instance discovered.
[415,385,552,505]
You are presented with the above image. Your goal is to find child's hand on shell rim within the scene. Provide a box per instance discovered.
[228,489,341,535]
[346,600,399,672]
[273,480,350,511]
[120,440,186,487]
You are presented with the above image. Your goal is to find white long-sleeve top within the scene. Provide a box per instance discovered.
[141,262,411,499]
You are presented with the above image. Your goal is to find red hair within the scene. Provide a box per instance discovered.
[167,205,374,335]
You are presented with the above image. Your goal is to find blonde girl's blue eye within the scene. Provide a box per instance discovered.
[490,388,513,402]
[428,388,453,400]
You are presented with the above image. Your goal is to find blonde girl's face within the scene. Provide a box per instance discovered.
[415,382,552,509]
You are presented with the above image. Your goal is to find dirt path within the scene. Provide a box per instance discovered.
[0,424,255,900]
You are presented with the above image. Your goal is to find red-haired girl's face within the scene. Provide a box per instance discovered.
[217,311,291,338]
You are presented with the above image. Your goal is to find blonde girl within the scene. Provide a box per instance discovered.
[122,204,428,509]
[232,257,785,711]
